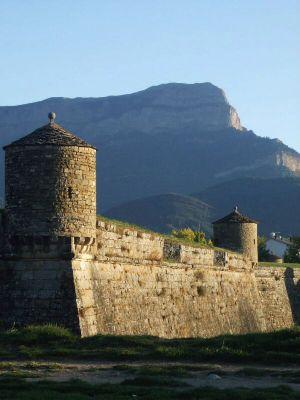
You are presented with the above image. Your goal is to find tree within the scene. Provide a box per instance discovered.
[284,237,300,263]
[258,236,271,261]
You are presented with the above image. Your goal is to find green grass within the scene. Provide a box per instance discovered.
[97,215,157,236]
[259,262,300,269]
[0,377,299,400]
[0,370,40,378]
[1,325,299,399]
[0,361,63,371]
[0,324,299,365]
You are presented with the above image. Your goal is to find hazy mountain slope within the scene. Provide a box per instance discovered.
[0,82,299,211]
[105,177,300,236]
[194,177,300,235]
[104,193,213,235]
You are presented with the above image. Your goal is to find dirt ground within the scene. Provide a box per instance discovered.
[2,360,299,391]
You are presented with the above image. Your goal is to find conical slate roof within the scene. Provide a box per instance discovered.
[4,117,95,149]
[213,207,258,224]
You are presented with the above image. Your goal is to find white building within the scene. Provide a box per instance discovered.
[265,233,292,259]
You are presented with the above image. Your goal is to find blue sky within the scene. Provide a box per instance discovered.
[1,0,299,150]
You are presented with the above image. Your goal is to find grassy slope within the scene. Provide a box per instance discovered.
[260,262,300,269]
[0,325,299,365]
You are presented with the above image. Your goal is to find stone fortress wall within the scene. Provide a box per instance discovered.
[0,115,299,338]
[71,218,298,337]
[0,216,299,337]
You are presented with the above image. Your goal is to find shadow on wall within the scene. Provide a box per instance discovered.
[284,268,300,325]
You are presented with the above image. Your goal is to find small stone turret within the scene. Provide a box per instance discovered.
[3,113,96,239]
[213,206,258,263]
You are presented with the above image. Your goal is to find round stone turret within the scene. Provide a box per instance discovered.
[213,207,258,263]
[3,114,96,238]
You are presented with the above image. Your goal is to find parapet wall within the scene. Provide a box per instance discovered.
[95,219,164,262]
[95,219,251,269]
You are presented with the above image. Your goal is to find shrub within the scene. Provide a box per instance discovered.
[171,228,212,246]
[171,228,196,242]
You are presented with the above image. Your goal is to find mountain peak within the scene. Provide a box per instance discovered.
[143,81,225,96]
[123,82,243,131]
[138,82,229,106]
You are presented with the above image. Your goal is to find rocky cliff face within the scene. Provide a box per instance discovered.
[119,83,244,132]
[0,82,299,210]
[276,152,300,174]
